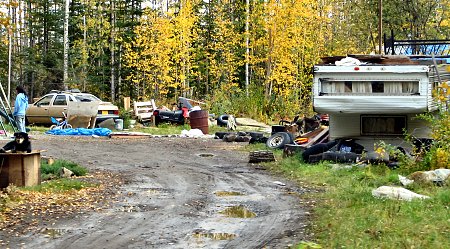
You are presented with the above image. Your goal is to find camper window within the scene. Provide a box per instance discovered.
[320,79,419,95]
[360,115,406,136]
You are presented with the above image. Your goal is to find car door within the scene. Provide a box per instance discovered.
[49,94,69,120]
[26,94,55,124]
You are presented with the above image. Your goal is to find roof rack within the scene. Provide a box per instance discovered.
[49,89,82,94]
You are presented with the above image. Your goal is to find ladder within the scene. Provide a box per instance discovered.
[0,81,17,137]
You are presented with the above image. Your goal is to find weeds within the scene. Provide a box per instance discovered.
[41,159,88,180]
[253,146,450,249]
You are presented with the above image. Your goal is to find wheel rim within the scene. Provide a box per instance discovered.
[268,134,283,147]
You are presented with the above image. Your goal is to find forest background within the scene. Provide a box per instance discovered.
[0,0,449,121]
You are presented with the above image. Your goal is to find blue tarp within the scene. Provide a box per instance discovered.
[45,128,111,136]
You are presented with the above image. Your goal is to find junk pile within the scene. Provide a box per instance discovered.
[214,114,329,146]
[265,114,329,150]
[215,131,265,143]
[302,138,364,164]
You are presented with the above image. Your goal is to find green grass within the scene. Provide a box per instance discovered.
[131,122,233,135]
[23,178,94,193]
[252,145,450,249]
[41,159,88,180]
[27,125,49,133]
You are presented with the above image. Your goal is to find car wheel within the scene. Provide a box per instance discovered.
[266,132,293,149]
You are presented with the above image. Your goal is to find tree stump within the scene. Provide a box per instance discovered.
[249,150,275,163]
[283,144,305,158]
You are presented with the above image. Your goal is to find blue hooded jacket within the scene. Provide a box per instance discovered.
[13,93,29,116]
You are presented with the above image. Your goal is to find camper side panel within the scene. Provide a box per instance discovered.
[329,114,431,141]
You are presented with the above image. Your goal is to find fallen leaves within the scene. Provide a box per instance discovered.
[0,171,123,236]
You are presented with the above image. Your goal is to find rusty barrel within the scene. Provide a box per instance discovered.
[189,110,209,135]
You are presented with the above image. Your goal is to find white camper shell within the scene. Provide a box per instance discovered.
[312,56,450,149]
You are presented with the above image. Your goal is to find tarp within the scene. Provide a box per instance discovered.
[45,128,111,136]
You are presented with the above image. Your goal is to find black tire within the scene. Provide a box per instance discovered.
[322,151,358,163]
[215,131,233,139]
[217,114,233,127]
[237,131,247,136]
[266,132,293,149]
[247,132,264,139]
[250,136,268,144]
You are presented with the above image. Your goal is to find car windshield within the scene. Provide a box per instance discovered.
[74,94,101,102]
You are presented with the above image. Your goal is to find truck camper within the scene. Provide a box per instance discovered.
[312,55,450,151]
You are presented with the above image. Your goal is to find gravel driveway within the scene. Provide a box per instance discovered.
[1,135,310,248]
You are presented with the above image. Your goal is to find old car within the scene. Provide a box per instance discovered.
[26,90,119,125]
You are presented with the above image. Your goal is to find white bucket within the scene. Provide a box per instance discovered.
[115,119,124,130]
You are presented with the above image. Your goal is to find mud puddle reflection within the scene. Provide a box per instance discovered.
[219,205,256,218]
[41,228,66,239]
[193,232,237,240]
[215,191,244,197]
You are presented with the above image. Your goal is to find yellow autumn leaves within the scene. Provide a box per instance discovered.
[123,0,331,101]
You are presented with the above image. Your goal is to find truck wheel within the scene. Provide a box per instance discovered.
[266,132,293,149]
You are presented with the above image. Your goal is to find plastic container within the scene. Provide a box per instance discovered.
[189,110,209,135]
[115,119,124,130]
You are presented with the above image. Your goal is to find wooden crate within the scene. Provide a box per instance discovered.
[0,151,42,188]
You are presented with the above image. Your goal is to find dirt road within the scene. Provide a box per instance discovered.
[2,135,309,248]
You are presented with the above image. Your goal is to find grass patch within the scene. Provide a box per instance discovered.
[41,159,88,180]
[27,125,49,133]
[133,123,191,135]
[23,178,94,193]
[257,147,450,249]
[131,122,232,135]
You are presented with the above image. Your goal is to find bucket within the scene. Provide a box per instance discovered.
[115,119,124,130]
[189,110,209,135]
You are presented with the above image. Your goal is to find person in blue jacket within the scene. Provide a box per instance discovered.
[13,86,29,133]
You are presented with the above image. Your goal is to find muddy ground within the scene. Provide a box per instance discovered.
[0,135,312,249]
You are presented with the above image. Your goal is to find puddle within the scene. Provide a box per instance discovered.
[41,228,66,238]
[198,153,215,157]
[219,205,256,218]
[193,232,237,240]
[215,191,244,197]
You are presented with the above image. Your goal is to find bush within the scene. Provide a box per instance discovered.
[119,107,132,129]
[208,85,312,123]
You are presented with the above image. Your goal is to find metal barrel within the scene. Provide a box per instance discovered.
[189,110,209,135]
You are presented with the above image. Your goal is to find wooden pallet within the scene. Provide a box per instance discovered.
[249,150,275,163]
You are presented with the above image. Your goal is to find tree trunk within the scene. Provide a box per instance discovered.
[63,0,69,90]
[110,0,116,102]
